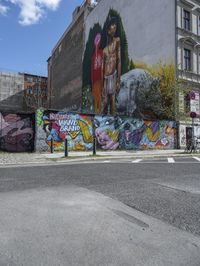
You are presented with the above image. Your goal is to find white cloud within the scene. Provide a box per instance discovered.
[0,2,9,15]
[1,0,61,25]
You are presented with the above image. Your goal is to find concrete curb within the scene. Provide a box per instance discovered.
[0,150,199,167]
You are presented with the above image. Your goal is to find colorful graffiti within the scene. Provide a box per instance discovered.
[0,112,34,152]
[37,110,93,151]
[36,109,176,152]
[94,116,176,150]
[94,116,121,150]
[82,9,174,120]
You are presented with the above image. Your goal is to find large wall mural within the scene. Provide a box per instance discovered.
[0,112,34,152]
[36,109,93,151]
[94,116,176,150]
[36,109,176,152]
[82,9,174,120]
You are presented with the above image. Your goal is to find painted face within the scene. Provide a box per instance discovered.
[108,24,117,37]
[94,116,119,150]
[94,33,101,47]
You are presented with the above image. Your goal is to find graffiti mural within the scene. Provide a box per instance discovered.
[36,110,93,151]
[94,115,176,150]
[94,115,121,150]
[0,112,34,152]
[36,109,176,152]
[82,9,175,120]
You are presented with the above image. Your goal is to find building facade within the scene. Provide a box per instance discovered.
[177,0,200,147]
[83,0,200,148]
[23,73,48,111]
[0,71,48,112]
[48,0,93,111]
[48,0,200,149]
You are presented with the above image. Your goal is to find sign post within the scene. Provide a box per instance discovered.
[65,137,68,157]
[189,90,198,152]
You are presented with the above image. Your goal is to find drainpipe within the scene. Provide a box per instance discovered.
[175,0,180,149]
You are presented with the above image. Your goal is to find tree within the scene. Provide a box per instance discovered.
[135,61,178,120]
[129,59,135,71]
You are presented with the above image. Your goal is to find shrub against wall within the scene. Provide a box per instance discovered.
[135,62,177,120]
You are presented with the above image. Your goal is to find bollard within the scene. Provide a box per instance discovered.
[50,138,54,154]
[93,136,96,156]
[65,138,68,157]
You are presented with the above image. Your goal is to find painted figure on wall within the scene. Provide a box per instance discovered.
[94,115,120,150]
[102,17,121,115]
[91,33,103,114]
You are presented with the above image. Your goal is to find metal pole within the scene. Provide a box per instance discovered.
[93,136,96,156]
[65,138,68,157]
[50,138,54,154]
[192,117,195,152]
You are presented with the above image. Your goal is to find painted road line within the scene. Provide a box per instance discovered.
[132,159,143,163]
[168,158,175,163]
[193,157,200,162]
[103,160,111,163]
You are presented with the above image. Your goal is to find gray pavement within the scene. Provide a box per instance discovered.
[0,186,200,266]
[0,149,189,166]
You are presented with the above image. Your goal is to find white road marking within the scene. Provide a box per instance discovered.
[103,160,111,163]
[132,159,143,163]
[168,158,175,163]
[193,157,200,162]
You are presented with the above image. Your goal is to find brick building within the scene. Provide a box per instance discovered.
[48,0,93,111]
[23,73,48,111]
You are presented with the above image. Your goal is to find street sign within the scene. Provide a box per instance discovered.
[190,112,197,118]
[189,90,196,100]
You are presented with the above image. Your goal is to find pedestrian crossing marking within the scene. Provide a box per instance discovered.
[193,157,200,162]
[132,159,143,163]
[104,160,111,163]
[168,158,175,163]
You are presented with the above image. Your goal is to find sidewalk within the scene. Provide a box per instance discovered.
[1,186,200,266]
[45,149,185,159]
[0,149,188,166]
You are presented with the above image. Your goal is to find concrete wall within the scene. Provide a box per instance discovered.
[0,111,35,152]
[36,109,177,152]
[85,0,176,65]
[0,72,24,112]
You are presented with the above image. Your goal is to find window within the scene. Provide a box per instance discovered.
[183,9,191,31]
[184,48,191,71]
[184,93,191,113]
[198,17,200,35]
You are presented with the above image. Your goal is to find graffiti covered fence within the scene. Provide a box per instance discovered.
[36,109,177,152]
[0,112,35,152]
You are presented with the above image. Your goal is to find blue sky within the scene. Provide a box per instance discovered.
[0,0,83,76]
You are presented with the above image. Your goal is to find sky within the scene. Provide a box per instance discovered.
[0,0,84,76]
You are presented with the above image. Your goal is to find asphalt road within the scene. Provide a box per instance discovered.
[0,158,200,265]
[0,158,200,235]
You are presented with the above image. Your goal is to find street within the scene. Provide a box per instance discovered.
[0,158,200,265]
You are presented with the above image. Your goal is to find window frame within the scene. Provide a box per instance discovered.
[183,48,192,71]
[183,9,191,31]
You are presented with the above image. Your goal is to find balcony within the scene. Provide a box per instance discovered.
[178,69,200,84]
